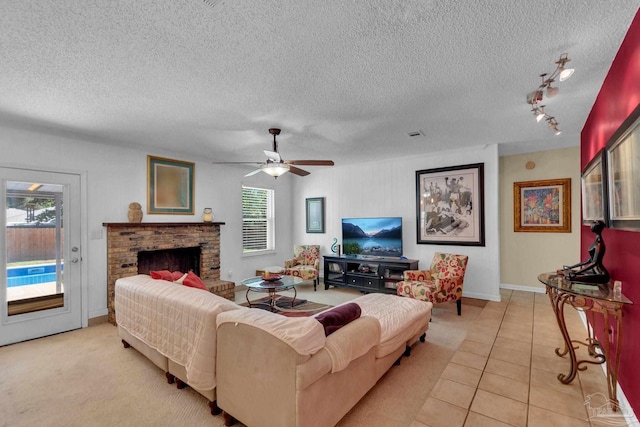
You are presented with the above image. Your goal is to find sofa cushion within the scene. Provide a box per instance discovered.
[314,303,361,336]
[349,293,432,358]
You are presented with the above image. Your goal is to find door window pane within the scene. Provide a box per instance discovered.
[6,181,64,314]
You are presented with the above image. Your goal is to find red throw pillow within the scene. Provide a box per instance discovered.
[315,303,361,336]
[150,270,174,281]
[170,271,184,281]
[182,271,208,291]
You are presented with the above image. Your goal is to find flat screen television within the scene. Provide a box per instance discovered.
[341,217,403,257]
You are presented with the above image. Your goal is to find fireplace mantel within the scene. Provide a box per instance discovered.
[102,222,226,227]
[104,222,225,324]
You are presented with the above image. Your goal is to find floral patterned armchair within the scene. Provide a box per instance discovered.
[284,245,320,291]
[396,253,469,315]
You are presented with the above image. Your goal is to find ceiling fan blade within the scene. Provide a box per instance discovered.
[264,150,281,162]
[244,168,263,177]
[289,166,310,176]
[212,161,263,165]
[284,160,334,166]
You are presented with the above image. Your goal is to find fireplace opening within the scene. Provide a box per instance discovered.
[137,247,201,276]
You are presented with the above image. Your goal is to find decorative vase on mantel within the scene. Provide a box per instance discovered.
[202,208,214,223]
[128,202,143,223]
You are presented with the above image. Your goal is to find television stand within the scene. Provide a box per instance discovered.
[323,255,419,294]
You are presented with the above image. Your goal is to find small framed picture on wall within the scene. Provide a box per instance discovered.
[305,197,325,233]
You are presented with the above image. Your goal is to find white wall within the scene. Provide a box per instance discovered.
[0,125,293,319]
[291,144,501,301]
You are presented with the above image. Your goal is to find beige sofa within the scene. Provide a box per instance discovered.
[115,274,243,414]
[216,293,432,427]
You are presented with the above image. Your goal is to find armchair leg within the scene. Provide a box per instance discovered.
[314,278,317,292]
[456,299,462,316]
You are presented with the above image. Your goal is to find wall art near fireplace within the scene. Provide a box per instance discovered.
[147,155,194,214]
[581,148,608,226]
[416,163,485,246]
[514,178,571,233]
[606,103,640,231]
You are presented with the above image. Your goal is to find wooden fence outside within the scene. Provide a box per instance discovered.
[6,228,63,263]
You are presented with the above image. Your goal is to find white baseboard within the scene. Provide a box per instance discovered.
[500,283,546,294]
[89,308,108,319]
[576,311,639,426]
[462,291,501,302]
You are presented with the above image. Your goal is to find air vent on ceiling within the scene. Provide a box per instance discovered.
[202,0,222,8]
[407,130,424,138]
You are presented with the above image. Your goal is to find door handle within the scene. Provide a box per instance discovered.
[70,258,80,263]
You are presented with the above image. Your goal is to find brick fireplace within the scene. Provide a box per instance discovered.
[103,222,226,324]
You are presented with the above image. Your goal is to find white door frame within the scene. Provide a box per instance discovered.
[1,164,88,345]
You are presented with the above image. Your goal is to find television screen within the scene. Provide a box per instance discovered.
[341,217,402,257]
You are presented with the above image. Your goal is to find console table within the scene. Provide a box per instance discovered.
[538,273,633,411]
[324,255,418,294]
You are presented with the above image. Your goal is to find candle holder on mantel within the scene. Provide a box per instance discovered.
[202,208,214,223]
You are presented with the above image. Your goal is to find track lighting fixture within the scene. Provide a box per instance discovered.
[525,53,574,135]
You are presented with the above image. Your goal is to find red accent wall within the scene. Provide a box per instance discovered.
[581,8,640,414]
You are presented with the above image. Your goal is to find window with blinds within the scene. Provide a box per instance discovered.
[242,186,275,253]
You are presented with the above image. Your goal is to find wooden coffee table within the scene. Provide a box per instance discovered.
[241,275,303,312]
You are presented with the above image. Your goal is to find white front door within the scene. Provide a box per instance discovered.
[0,167,82,346]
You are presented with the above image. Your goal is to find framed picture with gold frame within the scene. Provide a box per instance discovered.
[514,178,571,233]
[147,155,195,214]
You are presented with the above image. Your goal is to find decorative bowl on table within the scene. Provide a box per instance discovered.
[261,274,282,282]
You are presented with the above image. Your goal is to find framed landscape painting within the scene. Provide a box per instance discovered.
[416,163,485,246]
[147,155,195,215]
[606,103,640,231]
[581,149,608,226]
[514,178,570,233]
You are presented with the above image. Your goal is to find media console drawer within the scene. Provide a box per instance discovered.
[346,275,379,289]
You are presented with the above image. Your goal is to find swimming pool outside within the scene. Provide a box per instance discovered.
[7,263,63,288]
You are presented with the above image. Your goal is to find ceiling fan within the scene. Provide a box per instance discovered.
[213,128,334,178]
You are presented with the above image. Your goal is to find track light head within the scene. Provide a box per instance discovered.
[527,90,544,105]
[556,53,574,81]
[546,85,559,97]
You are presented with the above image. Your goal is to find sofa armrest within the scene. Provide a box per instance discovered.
[434,275,465,299]
[323,316,380,373]
[285,257,300,268]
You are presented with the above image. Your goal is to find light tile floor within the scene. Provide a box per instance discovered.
[235,284,624,427]
[414,288,620,427]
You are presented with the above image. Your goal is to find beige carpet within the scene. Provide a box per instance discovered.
[0,298,483,427]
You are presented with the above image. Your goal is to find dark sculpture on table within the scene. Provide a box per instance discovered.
[562,220,610,284]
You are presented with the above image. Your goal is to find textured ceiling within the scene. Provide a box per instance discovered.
[1,1,638,167]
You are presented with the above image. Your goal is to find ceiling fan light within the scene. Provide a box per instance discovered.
[559,67,574,81]
[261,163,290,177]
